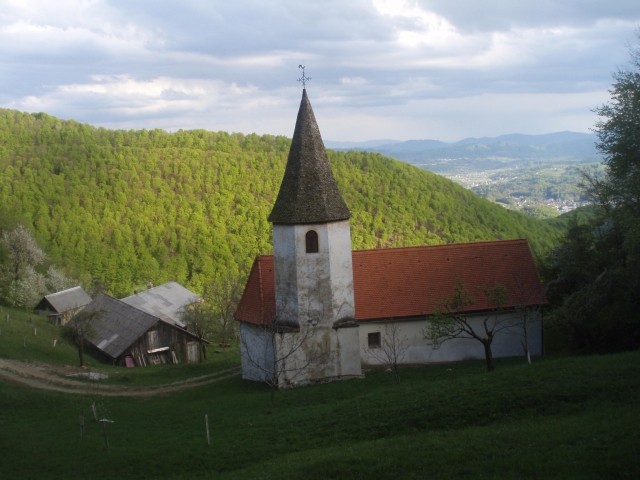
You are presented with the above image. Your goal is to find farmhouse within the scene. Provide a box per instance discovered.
[34,285,92,325]
[235,88,546,387]
[77,293,201,366]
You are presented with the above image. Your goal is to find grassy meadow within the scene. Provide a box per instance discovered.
[0,308,638,479]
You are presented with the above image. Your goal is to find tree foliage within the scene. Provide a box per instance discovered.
[0,108,561,300]
[0,224,74,307]
[546,37,640,352]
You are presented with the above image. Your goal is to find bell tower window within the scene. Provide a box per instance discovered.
[305,230,319,253]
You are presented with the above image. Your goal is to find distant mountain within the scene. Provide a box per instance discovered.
[335,132,599,174]
[324,139,401,149]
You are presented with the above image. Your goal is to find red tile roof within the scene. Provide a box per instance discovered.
[235,239,547,326]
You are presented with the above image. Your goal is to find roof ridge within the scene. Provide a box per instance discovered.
[45,285,83,297]
[353,238,528,255]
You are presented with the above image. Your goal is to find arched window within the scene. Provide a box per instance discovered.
[305,230,319,253]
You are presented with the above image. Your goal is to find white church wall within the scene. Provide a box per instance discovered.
[325,221,356,322]
[270,220,362,386]
[335,325,363,378]
[239,323,275,383]
[360,310,543,367]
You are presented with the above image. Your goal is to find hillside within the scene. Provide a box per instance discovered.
[0,311,637,480]
[0,109,561,297]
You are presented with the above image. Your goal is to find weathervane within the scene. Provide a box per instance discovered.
[298,65,311,89]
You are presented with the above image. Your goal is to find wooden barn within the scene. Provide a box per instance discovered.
[34,286,92,325]
[77,293,201,366]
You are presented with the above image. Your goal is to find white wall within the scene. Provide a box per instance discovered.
[239,322,275,383]
[359,310,543,367]
[270,219,362,386]
[272,220,355,328]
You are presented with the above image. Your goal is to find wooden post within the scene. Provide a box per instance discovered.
[79,414,84,441]
[205,414,211,446]
[101,421,109,450]
[99,419,114,450]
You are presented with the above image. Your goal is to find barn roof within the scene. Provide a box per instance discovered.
[78,293,161,359]
[268,89,350,225]
[235,239,547,326]
[120,281,201,328]
[35,286,92,314]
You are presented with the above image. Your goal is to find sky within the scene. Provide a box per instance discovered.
[1,0,639,142]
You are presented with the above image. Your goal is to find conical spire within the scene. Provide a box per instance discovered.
[268,89,350,225]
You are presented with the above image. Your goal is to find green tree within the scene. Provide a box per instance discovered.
[546,36,640,352]
[0,224,47,307]
[203,273,244,347]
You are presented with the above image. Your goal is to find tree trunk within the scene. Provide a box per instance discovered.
[483,340,494,372]
[200,340,207,362]
[78,340,85,367]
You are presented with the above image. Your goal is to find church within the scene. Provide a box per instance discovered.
[235,88,546,387]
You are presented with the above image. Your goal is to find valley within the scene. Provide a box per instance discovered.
[331,131,603,217]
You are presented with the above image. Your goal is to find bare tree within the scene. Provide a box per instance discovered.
[508,272,545,365]
[65,308,101,367]
[424,280,518,372]
[181,301,215,362]
[365,322,409,384]
[203,274,244,347]
[241,316,329,413]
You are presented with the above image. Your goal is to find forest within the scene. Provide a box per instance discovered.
[0,108,562,300]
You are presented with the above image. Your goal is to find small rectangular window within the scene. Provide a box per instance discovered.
[368,332,381,348]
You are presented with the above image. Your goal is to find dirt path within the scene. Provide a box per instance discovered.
[0,358,240,397]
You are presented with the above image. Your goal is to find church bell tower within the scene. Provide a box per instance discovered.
[268,87,361,384]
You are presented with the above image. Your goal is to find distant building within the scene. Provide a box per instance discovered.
[34,286,92,325]
[235,88,546,388]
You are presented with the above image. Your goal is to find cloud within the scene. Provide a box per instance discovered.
[0,0,638,141]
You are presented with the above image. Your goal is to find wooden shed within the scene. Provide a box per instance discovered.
[77,293,201,366]
[34,286,92,325]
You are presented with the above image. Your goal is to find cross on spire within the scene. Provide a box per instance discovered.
[298,65,311,89]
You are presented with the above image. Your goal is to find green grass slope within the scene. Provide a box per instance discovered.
[1,348,638,479]
[0,109,561,296]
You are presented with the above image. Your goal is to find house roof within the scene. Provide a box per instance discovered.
[77,293,160,359]
[120,281,201,328]
[268,89,351,225]
[35,286,92,314]
[234,239,547,326]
